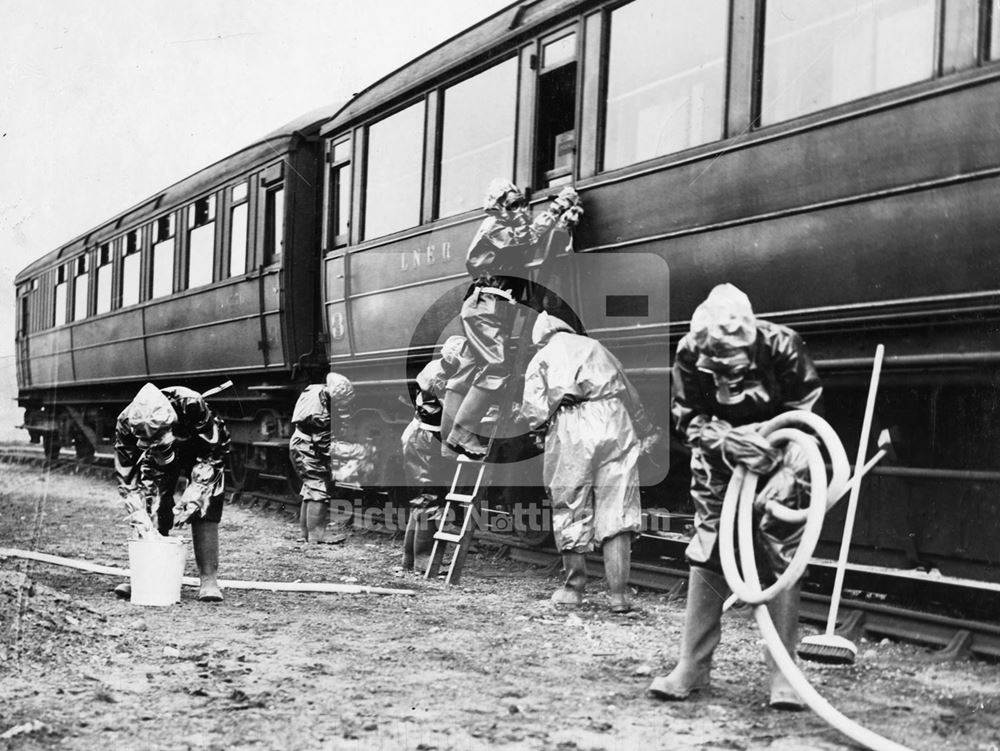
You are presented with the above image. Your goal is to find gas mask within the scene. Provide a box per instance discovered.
[138,430,176,467]
[697,350,752,405]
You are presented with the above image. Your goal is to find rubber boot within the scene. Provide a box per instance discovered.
[551,553,587,606]
[412,506,439,574]
[446,385,497,458]
[647,566,727,699]
[191,519,223,602]
[602,533,633,613]
[402,511,417,570]
[766,582,805,710]
[304,500,330,543]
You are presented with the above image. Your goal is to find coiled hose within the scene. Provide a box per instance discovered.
[717,410,911,751]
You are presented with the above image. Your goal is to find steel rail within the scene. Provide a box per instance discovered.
[2,447,997,659]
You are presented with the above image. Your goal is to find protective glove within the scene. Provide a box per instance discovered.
[697,419,781,474]
[173,462,218,525]
[551,186,580,213]
[122,490,156,538]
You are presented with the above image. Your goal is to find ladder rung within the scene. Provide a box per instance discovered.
[434,531,464,544]
[445,492,477,503]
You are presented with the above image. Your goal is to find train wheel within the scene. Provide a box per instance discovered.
[513,504,552,548]
[228,443,259,492]
[73,433,96,463]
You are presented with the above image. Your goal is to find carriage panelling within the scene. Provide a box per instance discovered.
[582,76,1000,264]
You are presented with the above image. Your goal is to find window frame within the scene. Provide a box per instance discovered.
[361,98,427,241]
[227,180,251,278]
[185,193,217,290]
[327,136,352,248]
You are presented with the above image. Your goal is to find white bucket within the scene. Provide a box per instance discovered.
[127,538,187,606]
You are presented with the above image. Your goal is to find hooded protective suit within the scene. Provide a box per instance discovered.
[672,284,822,574]
[288,373,355,503]
[521,313,654,553]
[401,336,469,569]
[447,180,582,457]
[115,383,231,535]
[403,336,467,494]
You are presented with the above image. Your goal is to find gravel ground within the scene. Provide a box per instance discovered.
[1,461,999,750]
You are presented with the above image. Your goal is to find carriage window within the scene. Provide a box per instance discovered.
[186,195,215,289]
[439,58,517,218]
[364,101,425,239]
[604,0,728,172]
[121,230,141,307]
[54,265,68,327]
[151,215,175,299]
[263,186,284,265]
[72,255,89,322]
[95,244,113,314]
[761,0,937,125]
[229,182,249,277]
[536,30,578,188]
[328,138,352,247]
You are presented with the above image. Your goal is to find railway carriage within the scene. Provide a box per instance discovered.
[15,0,1000,591]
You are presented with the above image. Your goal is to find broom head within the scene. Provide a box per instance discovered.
[797,633,858,664]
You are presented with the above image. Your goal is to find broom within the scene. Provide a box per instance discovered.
[797,344,884,664]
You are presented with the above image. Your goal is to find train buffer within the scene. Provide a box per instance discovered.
[424,454,488,584]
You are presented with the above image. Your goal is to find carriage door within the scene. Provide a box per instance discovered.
[534,28,578,189]
[15,282,32,387]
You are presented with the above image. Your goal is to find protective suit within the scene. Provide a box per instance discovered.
[648,283,822,709]
[114,382,231,602]
[288,372,356,543]
[521,313,659,612]
[401,336,467,571]
[447,179,583,458]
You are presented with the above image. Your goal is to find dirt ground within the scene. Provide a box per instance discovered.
[1,462,999,751]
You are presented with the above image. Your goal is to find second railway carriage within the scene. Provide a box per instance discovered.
[14,0,1000,595]
[13,105,340,480]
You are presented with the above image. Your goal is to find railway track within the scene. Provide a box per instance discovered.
[4,445,998,661]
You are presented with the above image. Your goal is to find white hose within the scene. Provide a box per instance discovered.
[0,547,417,597]
[717,411,912,751]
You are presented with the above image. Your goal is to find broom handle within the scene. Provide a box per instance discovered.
[825,344,884,636]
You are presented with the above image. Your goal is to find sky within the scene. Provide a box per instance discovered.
[0,0,513,439]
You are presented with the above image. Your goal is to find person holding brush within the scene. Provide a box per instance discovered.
[647,284,822,710]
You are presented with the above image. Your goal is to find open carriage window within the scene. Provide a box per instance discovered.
[536,29,578,188]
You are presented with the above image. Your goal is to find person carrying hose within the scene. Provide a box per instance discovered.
[647,283,822,709]
[520,312,662,613]
[114,383,231,602]
[288,372,357,544]
[401,336,469,571]
[446,178,582,459]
